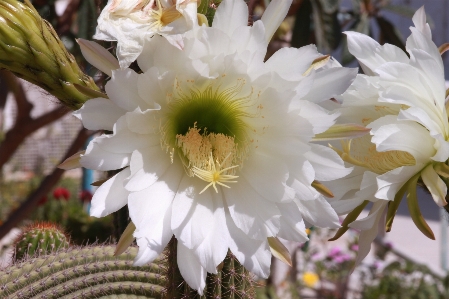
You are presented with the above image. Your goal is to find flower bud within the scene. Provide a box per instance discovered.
[0,0,99,109]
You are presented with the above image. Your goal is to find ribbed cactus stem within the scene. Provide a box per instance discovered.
[164,238,256,299]
[0,0,99,109]
[13,222,70,261]
[0,245,166,299]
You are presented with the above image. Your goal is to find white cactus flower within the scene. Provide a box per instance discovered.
[75,0,357,293]
[94,0,199,68]
[328,6,449,266]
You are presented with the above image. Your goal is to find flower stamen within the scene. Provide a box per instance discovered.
[193,153,239,194]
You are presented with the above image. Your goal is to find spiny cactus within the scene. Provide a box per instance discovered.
[13,222,70,261]
[0,245,166,299]
[165,239,256,299]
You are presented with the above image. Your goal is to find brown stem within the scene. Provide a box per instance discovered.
[0,106,68,169]
[0,128,90,240]
[0,71,69,170]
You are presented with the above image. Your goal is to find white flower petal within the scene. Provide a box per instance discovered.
[225,177,281,240]
[194,191,229,273]
[212,0,248,37]
[406,7,440,62]
[421,164,447,207]
[298,101,339,135]
[177,242,207,295]
[295,195,340,228]
[265,45,321,81]
[226,212,271,278]
[126,148,172,192]
[81,139,130,171]
[77,39,119,76]
[277,201,308,242]
[129,163,183,229]
[432,134,449,162]
[301,67,358,103]
[376,164,424,201]
[345,31,409,75]
[129,164,183,266]
[411,6,431,38]
[369,119,435,162]
[73,98,125,131]
[95,117,158,154]
[171,176,215,249]
[398,107,442,137]
[125,107,160,135]
[304,144,352,181]
[90,168,131,217]
[106,69,149,111]
[241,151,291,203]
[261,0,292,43]
[349,201,388,267]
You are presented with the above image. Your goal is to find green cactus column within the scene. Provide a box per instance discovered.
[165,238,256,299]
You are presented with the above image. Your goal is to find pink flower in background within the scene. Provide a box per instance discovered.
[328,247,342,258]
[350,244,359,252]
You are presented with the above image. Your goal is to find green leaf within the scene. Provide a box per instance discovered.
[406,173,435,240]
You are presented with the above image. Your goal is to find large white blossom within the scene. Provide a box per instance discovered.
[75,0,357,292]
[327,6,449,266]
[94,0,199,68]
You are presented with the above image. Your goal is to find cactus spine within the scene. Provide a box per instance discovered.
[0,245,166,299]
[13,222,70,261]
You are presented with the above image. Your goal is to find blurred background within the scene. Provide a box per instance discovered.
[0,0,448,298]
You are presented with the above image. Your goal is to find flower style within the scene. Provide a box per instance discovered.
[327,6,449,266]
[74,0,357,292]
[94,0,199,68]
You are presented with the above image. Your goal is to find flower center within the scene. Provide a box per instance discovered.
[333,137,416,174]
[148,0,182,30]
[161,78,254,192]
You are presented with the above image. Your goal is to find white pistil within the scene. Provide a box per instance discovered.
[193,153,239,194]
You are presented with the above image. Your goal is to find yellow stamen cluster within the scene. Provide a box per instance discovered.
[176,125,241,193]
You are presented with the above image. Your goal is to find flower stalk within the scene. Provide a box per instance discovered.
[0,0,99,109]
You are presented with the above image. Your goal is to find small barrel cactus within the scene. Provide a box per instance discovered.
[13,222,70,261]
[0,245,166,299]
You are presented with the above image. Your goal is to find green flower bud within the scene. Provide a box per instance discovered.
[0,0,99,109]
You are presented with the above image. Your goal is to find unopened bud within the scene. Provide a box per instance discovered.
[0,0,100,109]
